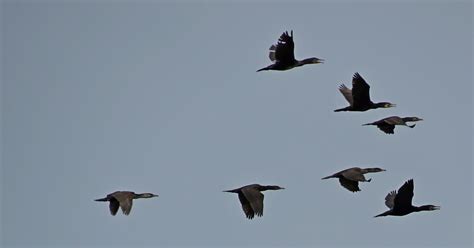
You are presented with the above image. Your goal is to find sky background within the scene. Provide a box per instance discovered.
[1,1,472,247]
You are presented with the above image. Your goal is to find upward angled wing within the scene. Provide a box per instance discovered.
[351,73,372,107]
[394,179,414,210]
[341,168,366,182]
[241,187,264,217]
[112,193,134,215]
[383,116,403,125]
[384,190,397,209]
[338,84,353,105]
[270,31,295,63]
[338,177,361,192]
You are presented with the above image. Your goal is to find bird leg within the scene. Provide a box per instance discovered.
[366,178,372,182]
[408,124,416,128]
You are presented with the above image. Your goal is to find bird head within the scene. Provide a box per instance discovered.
[406,117,423,122]
[308,57,324,64]
[140,193,159,198]
[380,102,396,108]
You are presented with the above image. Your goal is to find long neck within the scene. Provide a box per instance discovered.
[402,117,418,122]
[296,58,314,66]
[259,185,281,191]
[414,205,435,212]
[372,102,386,109]
[133,193,153,199]
[362,168,382,174]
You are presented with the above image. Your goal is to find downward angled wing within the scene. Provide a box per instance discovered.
[109,198,120,216]
[351,73,372,107]
[394,179,414,210]
[238,193,255,219]
[338,177,361,192]
[112,193,134,215]
[377,123,395,134]
[338,84,353,105]
[241,187,264,217]
[385,190,397,209]
[271,31,295,63]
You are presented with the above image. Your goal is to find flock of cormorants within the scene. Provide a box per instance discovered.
[95,30,439,220]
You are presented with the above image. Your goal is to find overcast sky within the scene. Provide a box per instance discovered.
[2,1,472,247]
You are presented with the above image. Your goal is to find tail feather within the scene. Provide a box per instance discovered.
[374,211,390,217]
[257,66,271,72]
[334,107,350,112]
[321,175,335,180]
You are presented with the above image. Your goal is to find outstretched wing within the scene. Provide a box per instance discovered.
[269,30,295,63]
[338,84,353,105]
[394,179,414,210]
[242,187,264,217]
[351,73,372,107]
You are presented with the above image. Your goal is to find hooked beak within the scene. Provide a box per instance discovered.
[316,58,324,64]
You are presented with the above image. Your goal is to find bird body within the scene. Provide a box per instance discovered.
[375,179,440,217]
[95,191,158,216]
[334,73,395,112]
[257,30,323,72]
[322,167,386,192]
[224,184,284,219]
[363,116,423,134]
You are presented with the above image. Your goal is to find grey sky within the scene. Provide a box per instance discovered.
[2,1,472,247]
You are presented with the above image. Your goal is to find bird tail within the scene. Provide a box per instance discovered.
[321,175,335,180]
[257,66,270,72]
[223,189,239,193]
[374,211,390,218]
[334,107,350,112]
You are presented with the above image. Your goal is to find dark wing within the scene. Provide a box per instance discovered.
[394,179,414,210]
[113,193,134,215]
[272,31,295,63]
[338,84,353,105]
[385,190,397,209]
[238,192,255,219]
[338,177,361,192]
[377,123,395,134]
[351,73,372,107]
[109,198,120,216]
[241,187,264,217]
